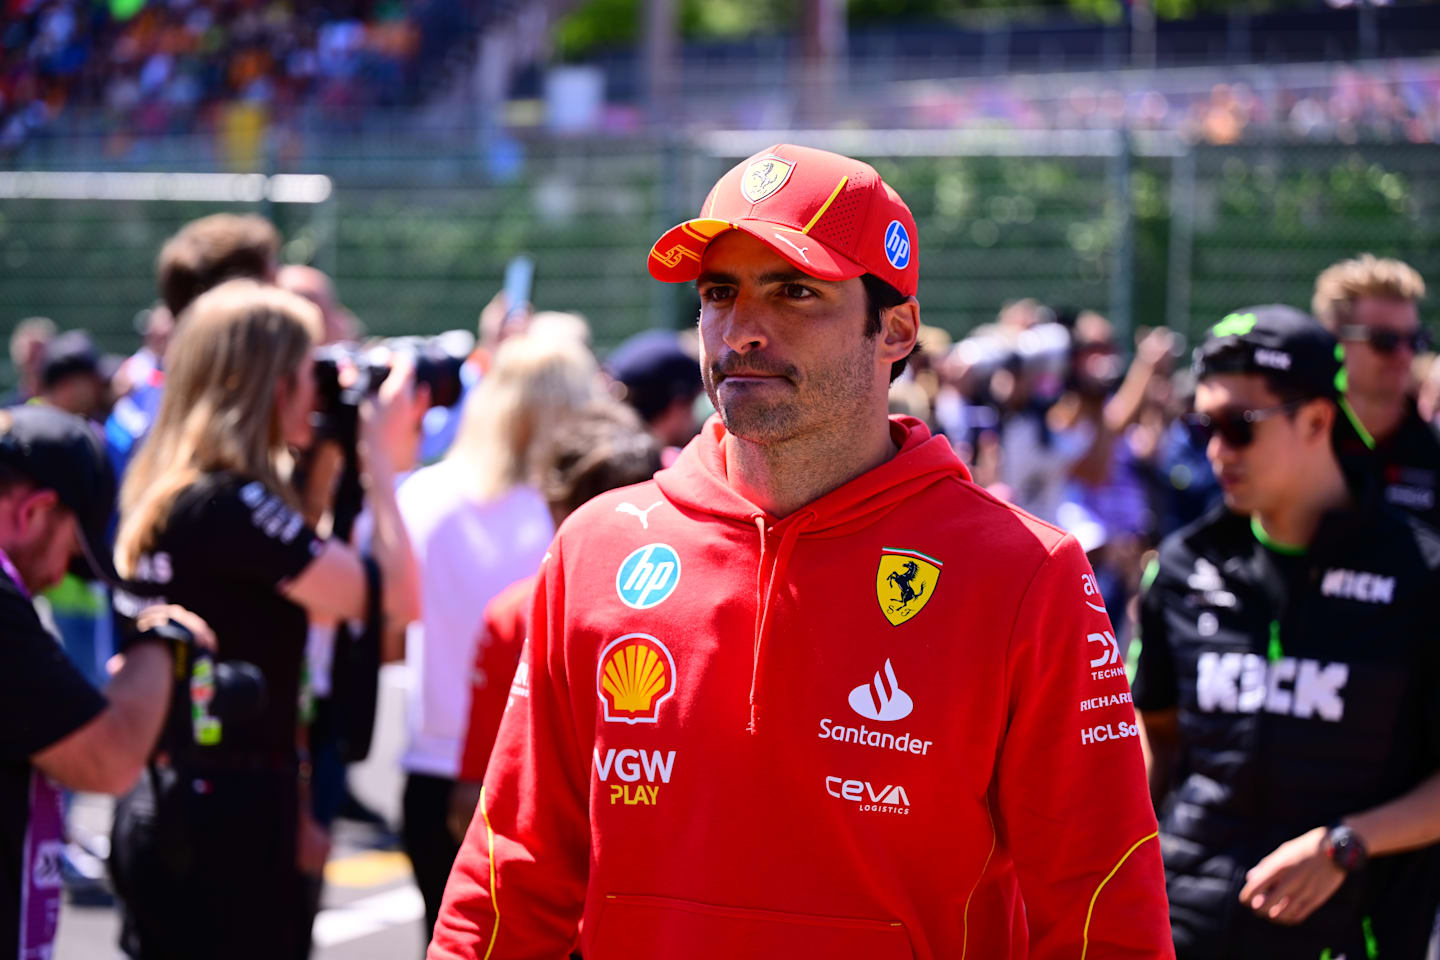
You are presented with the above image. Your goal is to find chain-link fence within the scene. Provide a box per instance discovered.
[3,133,1438,389]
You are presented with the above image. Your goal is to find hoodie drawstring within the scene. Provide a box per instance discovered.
[747,510,815,734]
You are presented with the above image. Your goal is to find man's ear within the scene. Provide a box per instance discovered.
[1303,398,1336,444]
[878,297,921,367]
[16,488,59,535]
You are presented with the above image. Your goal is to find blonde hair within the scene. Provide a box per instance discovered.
[447,333,601,502]
[1312,254,1426,330]
[116,279,321,576]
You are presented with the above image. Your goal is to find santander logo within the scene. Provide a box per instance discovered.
[848,659,913,722]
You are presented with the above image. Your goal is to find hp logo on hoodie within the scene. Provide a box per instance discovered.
[616,543,682,610]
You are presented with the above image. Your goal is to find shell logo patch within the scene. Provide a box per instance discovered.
[876,547,943,627]
[741,155,795,203]
[597,633,677,724]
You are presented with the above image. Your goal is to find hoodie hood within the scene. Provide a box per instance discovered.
[655,414,971,534]
[654,414,971,734]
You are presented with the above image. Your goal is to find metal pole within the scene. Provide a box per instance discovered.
[1165,146,1196,337]
[1107,129,1135,345]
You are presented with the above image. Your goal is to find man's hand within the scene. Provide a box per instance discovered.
[1239,826,1346,925]
[136,604,218,652]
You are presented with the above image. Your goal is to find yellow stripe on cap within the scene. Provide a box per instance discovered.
[801,176,849,235]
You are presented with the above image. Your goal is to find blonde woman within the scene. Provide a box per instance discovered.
[108,279,419,960]
[396,332,602,936]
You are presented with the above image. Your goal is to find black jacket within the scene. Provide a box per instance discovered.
[1339,399,1440,530]
[1134,498,1440,959]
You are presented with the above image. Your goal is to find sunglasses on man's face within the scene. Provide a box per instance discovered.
[1185,399,1307,449]
[1337,325,1431,356]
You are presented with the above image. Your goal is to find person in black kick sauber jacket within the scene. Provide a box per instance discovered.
[1312,255,1440,529]
[1133,304,1440,960]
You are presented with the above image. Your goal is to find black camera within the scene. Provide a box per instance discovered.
[134,620,267,763]
[312,332,472,432]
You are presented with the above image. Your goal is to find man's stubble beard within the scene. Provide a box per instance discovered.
[707,336,878,446]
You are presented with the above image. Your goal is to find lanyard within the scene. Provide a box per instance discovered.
[0,545,29,601]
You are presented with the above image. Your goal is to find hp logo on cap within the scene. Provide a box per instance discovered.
[883,220,911,270]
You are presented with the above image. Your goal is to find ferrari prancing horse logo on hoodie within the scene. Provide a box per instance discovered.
[876,548,943,626]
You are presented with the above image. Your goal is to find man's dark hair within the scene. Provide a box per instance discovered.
[862,274,917,383]
[537,403,664,524]
[0,413,34,497]
[157,214,280,317]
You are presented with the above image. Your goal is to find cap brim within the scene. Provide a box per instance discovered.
[648,218,866,286]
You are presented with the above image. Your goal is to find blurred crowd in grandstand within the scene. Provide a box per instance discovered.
[908,62,1440,144]
[0,0,473,154]
[4,0,1440,158]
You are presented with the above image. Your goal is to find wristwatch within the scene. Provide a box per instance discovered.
[1322,823,1369,872]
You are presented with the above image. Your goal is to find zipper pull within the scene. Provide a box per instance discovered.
[1267,620,1284,663]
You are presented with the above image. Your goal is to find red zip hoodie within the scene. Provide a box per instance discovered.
[430,416,1171,960]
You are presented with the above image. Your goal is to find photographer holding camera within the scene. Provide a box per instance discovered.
[0,404,217,960]
[109,279,420,960]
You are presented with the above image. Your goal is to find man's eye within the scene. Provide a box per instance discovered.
[782,284,815,299]
[700,286,734,303]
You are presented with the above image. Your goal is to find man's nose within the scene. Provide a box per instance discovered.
[722,292,770,354]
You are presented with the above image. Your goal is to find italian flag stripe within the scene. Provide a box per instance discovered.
[882,547,943,567]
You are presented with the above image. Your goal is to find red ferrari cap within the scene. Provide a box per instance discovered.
[647,144,918,297]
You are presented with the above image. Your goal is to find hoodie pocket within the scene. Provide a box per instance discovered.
[590,893,915,960]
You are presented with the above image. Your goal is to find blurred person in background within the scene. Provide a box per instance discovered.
[37,331,106,421]
[278,264,361,346]
[990,316,1088,524]
[604,328,703,463]
[1130,367,1223,543]
[418,291,533,464]
[1055,316,1183,626]
[4,317,56,408]
[397,331,603,942]
[1134,306,1440,958]
[0,404,218,960]
[108,280,419,960]
[447,401,663,844]
[1312,254,1439,528]
[106,213,281,480]
[29,331,114,690]
[111,305,174,404]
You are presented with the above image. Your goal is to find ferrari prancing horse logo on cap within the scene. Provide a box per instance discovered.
[742,156,795,203]
[876,547,943,626]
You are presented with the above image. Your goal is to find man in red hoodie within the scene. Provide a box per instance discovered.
[429,144,1173,959]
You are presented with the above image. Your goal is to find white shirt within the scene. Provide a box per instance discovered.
[396,462,553,778]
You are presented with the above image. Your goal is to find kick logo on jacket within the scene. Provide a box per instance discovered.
[597,633,677,724]
[875,547,942,626]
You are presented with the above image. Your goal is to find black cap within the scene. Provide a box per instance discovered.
[1194,304,1375,449]
[40,331,100,389]
[0,405,119,582]
[604,330,702,422]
